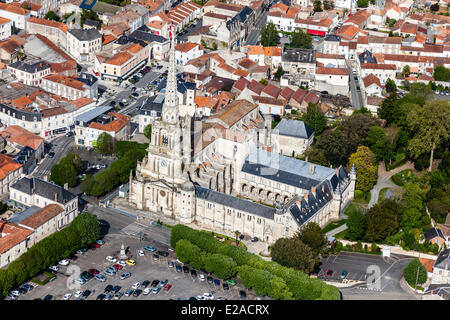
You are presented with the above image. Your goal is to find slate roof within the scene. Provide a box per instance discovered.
[241,148,344,191]
[424,227,445,241]
[139,95,163,116]
[8,60,50,73]
[434,249,450,270]
[68,28,102,41]
[195,185,275,220]
[11,177,77,204]
[273,119,314,139]
[129,27,168,43]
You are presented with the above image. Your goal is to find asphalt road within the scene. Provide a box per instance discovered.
[346,60,363,110]
[245,10,268,46]
[32,135,74,179]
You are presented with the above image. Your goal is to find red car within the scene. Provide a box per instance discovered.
[326,270,333,278]
[91,243,101,248]
[89,269,100,275]
[164,284,172,291]
[113,264,123,270]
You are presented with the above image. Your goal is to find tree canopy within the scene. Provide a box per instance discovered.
[301,102,327,135]
[403,258,427,287]
[96,132,114,155]
[348,145,378,192]
[267,237,315,274]
[433,65,450,81]
[290,29,312,49]
[260,22,278,47]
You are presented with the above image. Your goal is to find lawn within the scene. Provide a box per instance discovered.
[322,219,347,234]
[353,190,371,204]
[378,187,389,202]
[334,230,347,239]
[391,169,413,186]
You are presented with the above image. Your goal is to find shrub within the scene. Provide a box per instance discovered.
[403,258,427,287]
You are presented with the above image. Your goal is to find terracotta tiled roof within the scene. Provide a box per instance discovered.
[316,67,348,76]
[238,58,257,70]
[0,38,22,54]
[336,24,360,40]
[88,112,130,133]
[0,154,22,181]
[291,87,307,104]
[247,80,265,95]
[262,83,281,99]
[28,17,69,33]
[303,91,319,104]
[19,204,64,230]
[344,9,370,27]
[252,95,285,106]
[400,22,417,34]
[195,96,217,109]
[126,43,144,54]
[363,73,381,88]
[419,258,435,273]
[361,63,396,70]
[279,87,295,101]
[102,34,117,46]
[233,77,250,91]
[207,99,258,128]
[71,97,94,108]
[264,46,282,57]
[316,52,345,60]
[233,69,249,77]
[146,19,166,30]
[246,45,264,55]
[43,74,86,91]
[175,42,200,53]
[0,2,29,15]
[105,51,134,66]
[11,96,33,109]
[418,74,434,81]
[0,17,10,24]
[41,107,67,118]
[0,221,33,254]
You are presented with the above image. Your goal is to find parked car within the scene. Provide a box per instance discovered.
[214,279,220,286]
[143,288,152,295]
[63,293,72,300]
[239,291,246,299]
[44,294,53,300]
[251,237,259,242]
[94,274,106,282]
[160,279,168,287]
[341,270,348,279]
[157,250,169,257]
[58,259,70,266]
[126,259,136,266]
[183,266,189,273]
[117,261,127,267]
[112,285,122,294]
[152,287,161,294]
[120,272,131,280]
[104,285,113,293]
[164,284,172,291]
[7,293,18,300]
[91,242,101,248]
[133,289,143,297]
[176,264,182,272]
[106,256,117,263]
[326,269,334,278]
[104,269,116,276]
[144,245,156,252]
[151,280,160,287]
[203,292,214,300]
[96,293,106,300]
[125,289,133,297]
[113,264,123,270]
[81,290,91,299]
[74,290,83,298]
[104,293,114,300]
[49,265,58,272]
[114,292,123,300]
[132,282,141,290]
[168,261,174,268]
[190,269,197,277]
[89,269,100,275]
[48,152,55,158]
[199,274,205,281]
[223,283,229,290]
[207,276,213,284]
[153,254,159,261]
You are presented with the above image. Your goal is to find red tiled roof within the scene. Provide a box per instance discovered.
[262,83,281,99]
[291,87,307,103]
[0,221,33,254]
[363,73,381,87]
[316,67,348,75]
[247,79,265,95]
[361,63,396,70]
[175,42,200,53]
[303,91,319,104]
[27,17,69,33]
[0,153,22,181]
[279,87,295,101]
[233,77,250,91]
[88,113,130,133]
[0,125,43,150]
[19,204,64,230]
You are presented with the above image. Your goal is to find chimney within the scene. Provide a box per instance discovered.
[64,183,68,190]
[309,164,315,175]
[311,187,316,197]
[54,192,58,202]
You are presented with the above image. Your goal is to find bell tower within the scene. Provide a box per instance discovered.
[161,25,179,124]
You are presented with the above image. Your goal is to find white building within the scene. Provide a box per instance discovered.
[175,42,204,66]
[0,3,30,30]
[67,28,103,63]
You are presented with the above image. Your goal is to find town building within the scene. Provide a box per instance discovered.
[0,153,23,195]
[7,60,51,86]
[271,119,314,157]
[432,249,450,285]
[67,28,102,63]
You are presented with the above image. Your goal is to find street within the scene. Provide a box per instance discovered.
[245,11,268,46]
[32,135,74,179]
[346,60,363,110]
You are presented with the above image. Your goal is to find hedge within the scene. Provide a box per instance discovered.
[171,224,340,300]
[0,212,99,298]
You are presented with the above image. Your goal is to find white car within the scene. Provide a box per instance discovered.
[199,274,205,281]
[74,290,83,298]
[143,288,151,295]
[63,293,72,300]
[196,295,205,300]
[106,256,117,263]
[10,290,20,296]
[58,259,70,266]
[118,261,126,267]
[136,73,143,78]
[138,250,144,257]
[203,292,214,300]
[132,282,141,290]
[49,265,59,271]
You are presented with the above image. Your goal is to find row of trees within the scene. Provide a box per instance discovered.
[260,22,312,49]
[81,140,148,197]
[171,224,340,300]
[271,222,328,274]
[0,212,99,298]
[50,153,82,188]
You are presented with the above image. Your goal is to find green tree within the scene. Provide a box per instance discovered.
[346,210,366,241]
[403,258,427,287]
[313,0,323,12]
[96,132,114,155]
[304,146,328,166]
[50,160,77,187]
[323,0,334,9]
[402,65,410,77]
[357,0,369,7]
[175,239,205,269]
[66,153,82,173]
[301,102,327,135]
[204,253,237,279]
[274,65,285,80]
[385,78,397,93]
[401,183,427,230]
[144,124,152,141]
[348,146,378,192]
[70,212,100,247]
[433,65,450,81]
[430,3,440,11]
[80,174,95,194]
[407,100,450,172]
[0,270,15,297]
[260,22,278,47]
[271,238,315,274]
[297,222,328,256]
[366,126,393,162]
[290,29,312,49]
[44,10,60,21]
[364,199,403,242]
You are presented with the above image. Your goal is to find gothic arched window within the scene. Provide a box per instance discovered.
[162,135,168,145]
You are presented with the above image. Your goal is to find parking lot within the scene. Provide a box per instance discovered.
[14,234,256,301]
[318,251,392,284]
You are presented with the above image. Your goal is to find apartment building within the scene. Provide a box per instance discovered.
[67,28,102,63]
[7,60,51,86]
[41,73,98,100]
[26,17,68,49]
[0,3,30,30]
[0,154,23,195]
[0,17,12,40]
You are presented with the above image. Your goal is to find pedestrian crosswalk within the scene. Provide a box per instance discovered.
[120,223,147,237]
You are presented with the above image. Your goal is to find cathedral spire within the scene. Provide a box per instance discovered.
[161,24,179,124]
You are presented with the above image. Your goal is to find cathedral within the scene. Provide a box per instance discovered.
[129,31,356,244]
